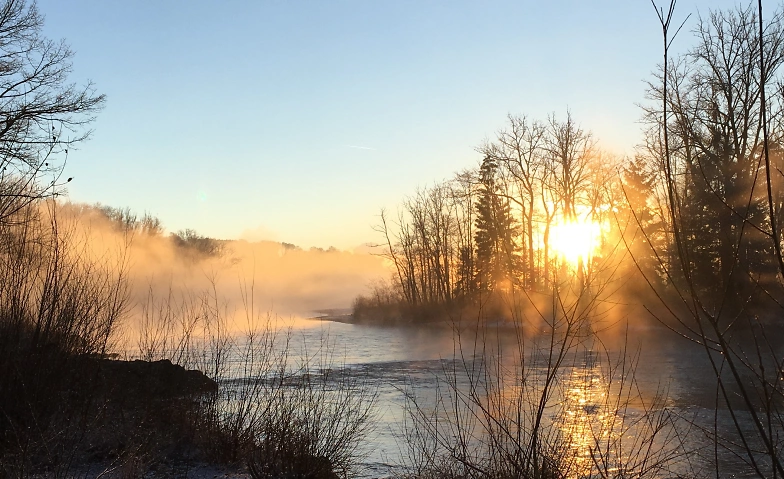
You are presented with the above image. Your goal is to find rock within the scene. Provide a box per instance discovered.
[94,358,218,400]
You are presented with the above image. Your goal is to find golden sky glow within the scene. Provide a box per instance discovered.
[549,218,603,266]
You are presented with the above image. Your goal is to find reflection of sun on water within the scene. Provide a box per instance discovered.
[494,360,620,477]
[476,352,684,478]
[561,365,610,475]
[550,219,602,266]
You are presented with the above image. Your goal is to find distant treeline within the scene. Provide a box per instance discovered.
[61,203,226,258]
[63,203,344,260]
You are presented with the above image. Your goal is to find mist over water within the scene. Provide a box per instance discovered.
[3,1,784,476]
[56,202,389,325]
[48,201,784,478]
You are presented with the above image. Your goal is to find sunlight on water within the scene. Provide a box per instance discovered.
[559,358,612,476]
[139,318,774,478]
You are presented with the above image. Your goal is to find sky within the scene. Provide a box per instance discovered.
[34,0,742,250]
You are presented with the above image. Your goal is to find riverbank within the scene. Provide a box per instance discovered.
[1,354,244,477]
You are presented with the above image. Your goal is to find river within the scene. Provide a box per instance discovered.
[219,314,783,479]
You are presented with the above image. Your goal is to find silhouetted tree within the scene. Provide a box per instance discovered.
[618,155,666,282]
[95,205,163,237]
[545,113,596,290]
[450,170,478,299]
[479,115,546,288]
[546,113,594,222]
[474,156,520,292]
[0,0,104,225]
[172,229,223,257]
[644,2,784,305]
[140,213,163,236]
[643,2,784,475]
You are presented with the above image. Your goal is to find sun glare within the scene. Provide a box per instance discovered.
[550,219,602,265]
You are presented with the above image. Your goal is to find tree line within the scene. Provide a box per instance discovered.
[364,112,654,316]
[359,3,784,322]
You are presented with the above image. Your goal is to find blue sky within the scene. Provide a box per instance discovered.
[35,0,739,249]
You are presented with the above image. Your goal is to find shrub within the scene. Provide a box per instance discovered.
[136,285,378,478]
[0,202,130,476]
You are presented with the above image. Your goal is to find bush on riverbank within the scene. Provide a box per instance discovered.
[135,285,378,479]
[351,279,520,325]
[0,204,227,475]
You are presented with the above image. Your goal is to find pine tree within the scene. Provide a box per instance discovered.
[474,156,521,292]
[621,156,664,279]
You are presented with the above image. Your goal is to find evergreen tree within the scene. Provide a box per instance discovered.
[620,156,665,280]
[645,4,784,307]
[474,156,521,292]
[678,118,773,300]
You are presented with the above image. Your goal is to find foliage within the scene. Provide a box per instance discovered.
[642,2,784,306]
[97,204,164,237]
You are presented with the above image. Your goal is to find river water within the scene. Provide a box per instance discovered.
[221,315,783,479]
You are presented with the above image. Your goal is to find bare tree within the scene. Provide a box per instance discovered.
[0,0,104,225]
[479,115,547,288]
[545,113,595,223]
[643,2,784,303]
[544,113,597,292]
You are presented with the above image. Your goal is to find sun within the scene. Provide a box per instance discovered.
[550,219,602,266]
